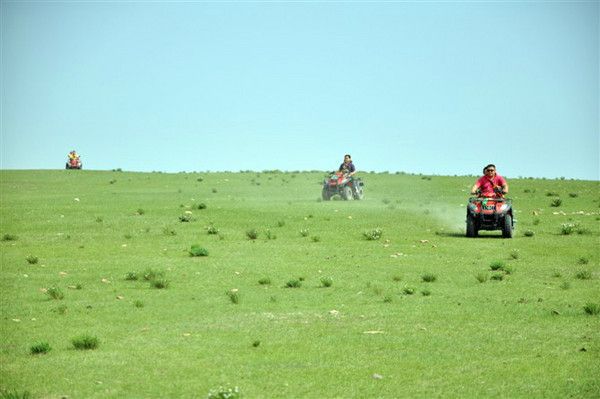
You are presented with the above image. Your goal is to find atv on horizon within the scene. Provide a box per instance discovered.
[466,193,514,238]
[322,171,364,201]
[66,155,82,170]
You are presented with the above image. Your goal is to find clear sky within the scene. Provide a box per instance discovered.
[1,1,598,180]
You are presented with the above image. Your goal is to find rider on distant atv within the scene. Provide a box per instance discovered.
[471,164,509,197]
[339,154,356,177]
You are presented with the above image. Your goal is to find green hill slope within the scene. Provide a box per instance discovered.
[1,170,599,398]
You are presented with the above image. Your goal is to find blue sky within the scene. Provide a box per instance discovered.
[1,1,598,180]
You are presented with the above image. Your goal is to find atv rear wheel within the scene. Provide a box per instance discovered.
[502,215,513,238]
[466,214,478,237]
[322,188,331,201]
[342,186,353,200]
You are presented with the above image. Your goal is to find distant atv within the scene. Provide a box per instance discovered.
[322,172,364,200]
[66,157,82,170]
[466,195,514,238]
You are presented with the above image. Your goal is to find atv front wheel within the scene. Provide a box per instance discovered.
[466,214,478,237]
[322,188,331,201]
[502,215,513,238]
[342,186,353,200]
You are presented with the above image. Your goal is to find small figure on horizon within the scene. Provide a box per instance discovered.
[470,164,508,197]
[66,150,82,170]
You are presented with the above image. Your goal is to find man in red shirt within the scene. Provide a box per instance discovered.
[470,164,509,197]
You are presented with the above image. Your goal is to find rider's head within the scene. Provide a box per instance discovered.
[484,164,496,176]
[344,154,352,162]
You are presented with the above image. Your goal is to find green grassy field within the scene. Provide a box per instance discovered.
[1,170,599,398]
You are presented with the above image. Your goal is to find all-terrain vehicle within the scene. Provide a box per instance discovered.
[66,156,82,170]
[322,172,364,200]
[466,195,514,238]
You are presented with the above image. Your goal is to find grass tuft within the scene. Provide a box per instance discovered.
[227,290,240,304]
[71,334,99,350]
[489,260,506,271]
[30,342,51,355]
[189,245,209,257]
[402,287,415,295]
[363,227,383,241]
[246,229,259,240]
[125,272,138,281]
[207,386,240,399]
[421,273,437,283]
[475,273,488,283]
[0,390,32,399]
[550,198,562,207]
[577,256,589,265]
[583,303,600,316]
[46,287,64,300]
[575,270,592,280]
[25,255,38,265]
[1,234,18,241]
[151,279,169,289]
[285,279,302,288]
[258,277,271,285]
[299,229,309,237]
[560,223,577,235]
[523,230,534,237]
[490,273,504,281]
[421,289,431,296]
[320,276,333,287]
[143,269,165,281]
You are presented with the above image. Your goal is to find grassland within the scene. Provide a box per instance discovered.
[1,170,599,398]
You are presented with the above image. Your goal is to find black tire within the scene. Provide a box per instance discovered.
[342,186,353,200]
[353,183,364,200]
[502,214,513,238]
[466,214,478,237]
[322,188,331,201]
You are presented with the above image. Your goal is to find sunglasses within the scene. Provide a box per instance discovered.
[485,169,495,172]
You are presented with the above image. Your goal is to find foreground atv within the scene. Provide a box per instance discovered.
[66,157,82,170]
[322,172,364,200]
[466,197,514,238]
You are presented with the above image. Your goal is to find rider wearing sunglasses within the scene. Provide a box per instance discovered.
[470,164,509,197]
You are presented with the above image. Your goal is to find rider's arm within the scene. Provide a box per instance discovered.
[501,182,509,195]
[470,183,480,195]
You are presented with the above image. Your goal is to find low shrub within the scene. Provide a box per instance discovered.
[583,303,600,316]
[246,229,259,240]
[206,225,219,235]
[151,279,169,289]
[25,256,38,265]
[320,277,333,287]
[550,198,562,207]
[71,334,99,350]
[285,279,302,288]
[575,270,592,280]
[258,277,271,285]
[560,223,577,235]
[227,290,240,304]
[363,228,383,241]
[189,245,209,257]
[207,386,240,399]
[125,272,138,281]
[46,287,64,300]
[2,234,18,241]
[30,342,51,355]
[489,260,506,271]
[143,269,165,281]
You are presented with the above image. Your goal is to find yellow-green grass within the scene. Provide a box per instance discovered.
[1,170,599,398]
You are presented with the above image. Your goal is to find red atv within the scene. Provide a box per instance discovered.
[66,156,82,170]
[466,195,514,238]
[322,172,364,201]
